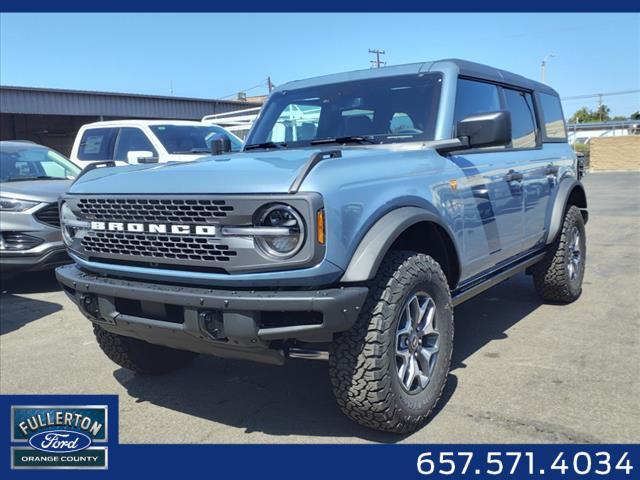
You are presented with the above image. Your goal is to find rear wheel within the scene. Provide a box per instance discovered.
[93,324,197,374]
[532,205,586,303]
[329,251,453,433]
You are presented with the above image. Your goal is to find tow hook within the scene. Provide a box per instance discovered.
[79,293,100,320]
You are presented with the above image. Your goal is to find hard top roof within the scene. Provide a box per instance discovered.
[276,58,559,96]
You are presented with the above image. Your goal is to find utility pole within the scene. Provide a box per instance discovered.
[369,49,386,68]
[541,53,555,83]
[267,76,274,93]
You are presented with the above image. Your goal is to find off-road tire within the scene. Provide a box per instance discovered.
[532,205,586,303]
[329,251,454,434]
[93,324,197,374]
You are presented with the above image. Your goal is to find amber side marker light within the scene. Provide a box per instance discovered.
[316,209,326,245]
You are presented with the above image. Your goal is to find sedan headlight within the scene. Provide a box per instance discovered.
[254,203,305,258]
[0,197,39,212]
[60,202,90,247]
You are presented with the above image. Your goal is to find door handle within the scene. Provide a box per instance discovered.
[504,170,523,182]
[545,164,559,176]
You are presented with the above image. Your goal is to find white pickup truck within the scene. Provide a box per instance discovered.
[70,119,243,168]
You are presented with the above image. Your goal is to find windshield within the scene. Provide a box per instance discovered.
[246,73,442,148]
[149,125,243,154]
[0,144,80,182]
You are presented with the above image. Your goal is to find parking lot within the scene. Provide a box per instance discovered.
[1,172,638,444]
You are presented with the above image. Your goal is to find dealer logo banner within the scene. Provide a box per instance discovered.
[10,405,109,469]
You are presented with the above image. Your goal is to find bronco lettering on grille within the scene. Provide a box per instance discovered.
[90,221,216,236]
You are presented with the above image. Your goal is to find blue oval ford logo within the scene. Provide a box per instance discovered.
[28,429,92,453]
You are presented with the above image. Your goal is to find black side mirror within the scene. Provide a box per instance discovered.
[210,134,232,155]
[456,111,511,150]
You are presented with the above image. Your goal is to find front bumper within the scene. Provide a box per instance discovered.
[56,264,368,365]
[1,245,70,274]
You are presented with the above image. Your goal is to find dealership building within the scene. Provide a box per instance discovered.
[0,85,260,155]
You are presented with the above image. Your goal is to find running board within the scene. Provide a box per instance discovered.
[451,252,545,307]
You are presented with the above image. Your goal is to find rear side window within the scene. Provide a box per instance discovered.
[503,89,537,149]
[539,93,567,140]
[453,78,501,126]
[77,128,117,161]
[114,128,157,161]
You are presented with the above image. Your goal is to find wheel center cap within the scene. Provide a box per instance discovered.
[409,334,419,351]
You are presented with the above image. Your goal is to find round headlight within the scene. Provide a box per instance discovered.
[255,204,305,258]
[60,202,79,246]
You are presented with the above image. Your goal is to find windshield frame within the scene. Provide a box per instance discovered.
[245,72,443,150]
[0,144,81,182]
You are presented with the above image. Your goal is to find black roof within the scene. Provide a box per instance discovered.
[444,58,559,96]
[279,58,560,97]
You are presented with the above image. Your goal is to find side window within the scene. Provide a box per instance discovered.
[77,128,117,161]
[503,88,537,149]
[114,128,157,161]
[453,78,501,126]
[539,93,567,140]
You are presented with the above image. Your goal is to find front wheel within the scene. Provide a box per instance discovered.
[532,205,586,303]
[329,251,453,434]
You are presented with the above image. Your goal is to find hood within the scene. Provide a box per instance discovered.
[1,179,74,203]
[67,145,428,195]
[68,148,365,195]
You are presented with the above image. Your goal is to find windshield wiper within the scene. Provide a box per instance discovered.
[243,141,287,151]
[5,176,68,182]
[172,148,211,154]
[310,135,378,145]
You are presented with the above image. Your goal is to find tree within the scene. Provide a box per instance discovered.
[631,111,640,120]
[594,104,611,122]
[569,107,592,123]
[569,104,612,123]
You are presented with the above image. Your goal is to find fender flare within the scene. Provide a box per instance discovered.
[545,177,588,245]
[340,206,460,283]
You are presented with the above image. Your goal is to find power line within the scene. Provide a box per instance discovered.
[219,78,272,100]
[561,89,640,101]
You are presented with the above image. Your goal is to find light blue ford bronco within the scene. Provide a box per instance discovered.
[57,59,587,433]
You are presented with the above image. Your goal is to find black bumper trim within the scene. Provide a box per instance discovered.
[56,264,368,358]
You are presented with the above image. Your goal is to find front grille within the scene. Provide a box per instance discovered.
[77,198,234,223]
[34,203,60,227]
[81,231,237,263]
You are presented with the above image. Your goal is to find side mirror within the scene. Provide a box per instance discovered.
[210,134,232,155]
[127,150,157,164]
[455,111,511,150]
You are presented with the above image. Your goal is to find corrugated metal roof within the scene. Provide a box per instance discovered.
[0,85,261,119]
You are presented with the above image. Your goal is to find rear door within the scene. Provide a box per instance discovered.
[449,78,524,277]
[501,87,549,252]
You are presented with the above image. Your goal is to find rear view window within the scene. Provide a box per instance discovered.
[539,93,567,140]
[78,128,117,161]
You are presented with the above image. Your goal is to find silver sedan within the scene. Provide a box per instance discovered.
[1,141,80,277]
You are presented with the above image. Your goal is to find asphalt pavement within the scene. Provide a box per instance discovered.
[1,172,638,444]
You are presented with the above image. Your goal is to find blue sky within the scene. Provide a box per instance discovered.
[1,13,638,117]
